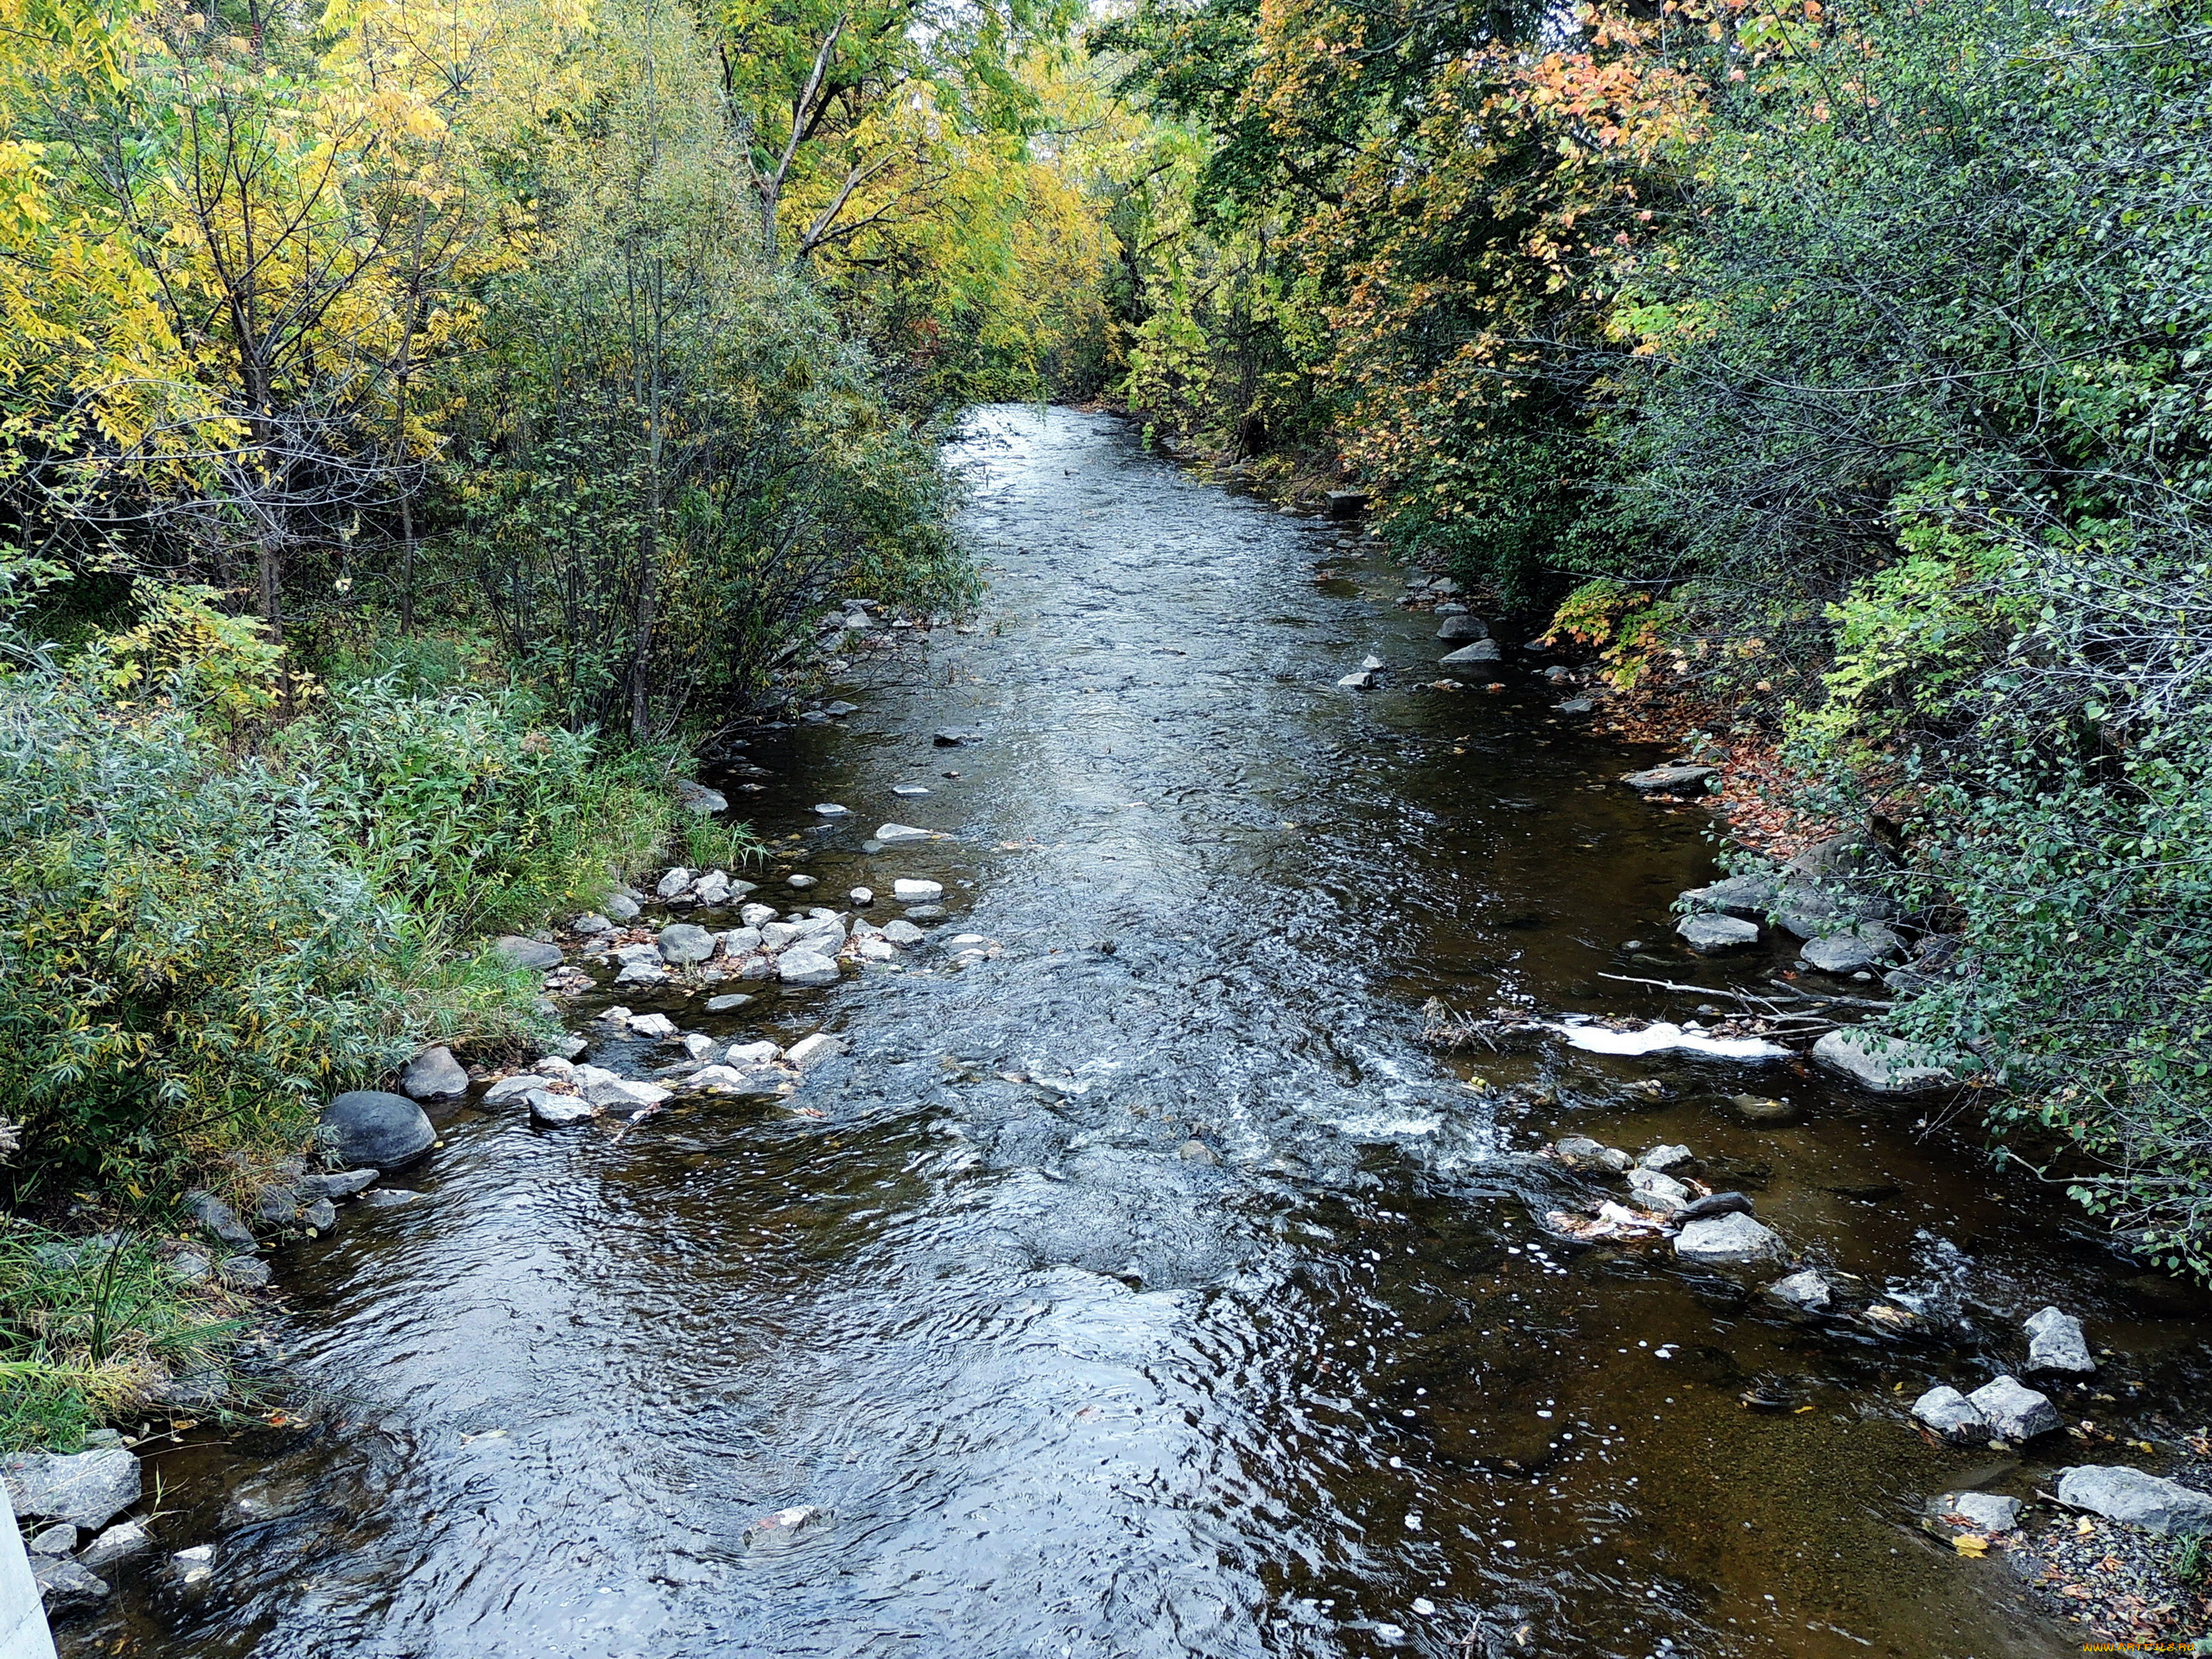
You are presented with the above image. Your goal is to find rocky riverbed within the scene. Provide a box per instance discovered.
[32,405,2212,1659]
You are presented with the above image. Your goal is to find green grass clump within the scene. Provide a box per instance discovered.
[0,1225,241,1451]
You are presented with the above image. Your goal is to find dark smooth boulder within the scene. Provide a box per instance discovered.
[318,1090,435,1168]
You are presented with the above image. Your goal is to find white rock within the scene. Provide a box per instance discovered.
[858,938,897,961]
[692,870,731,905]
[1933,1491,2022,1534]
[1811,1029,1955,1095]
[779,950,840,986]
[892,785,931,797]
[628,1013,677,1038]
[2055,1465,2212,1534]
[1674,1212,1786,1265]
[785,1033,844,1069]
[533,1057,575,1080]
[720,926,764,956]
[1360,654,1385,671]
[882,920,927,945]
[1764,1269,1834,1312]
[656,868,694,899]
[1911,1386,1989,1442]
[682,1033,718,1061]
[722,1040,782,1066]
[2024,1306,2095,1374]
[1336,671,1374,689]
[740,904,777,928]
[814,804,850,817]
[1627,1166,1691,1213]
[526,1090,594,1126]
[1638,1144,1694,1172]
[172,1544,214,1585]
[1546,1020,1790,1061]
[760,922,804,950]
[586,1077,671,1110]
[1966,1376,2059,1441]
[481,1075,549,1105]
[893,879,944,903]
[849,887,874,906]
[875,823,939,845]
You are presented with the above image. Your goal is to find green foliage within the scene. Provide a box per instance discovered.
[0,1225,240,1451]
[278,677,672,932]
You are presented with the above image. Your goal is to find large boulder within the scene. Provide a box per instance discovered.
[3,1448,140,1530]
[1966,1376,2059,1441]
[1801,924,1903,975]
[493,936,563,970]
[2024,1306,2096,1374]
[397,1046,468,1100]
[319,1090,435,1168]
[1681,874,1777,918]
[1436,614,1490,642]
[657,923,716,965]
[1440,640,1503,666]
[1811,1029,1955,1095]
[1674,1212,1786,1266]
[1911,1386,1989,1443]
[1678,913,1758,952]
[2055,1465,2212,1535]
[30,1554,107,1612]
[1621,764,1717,794]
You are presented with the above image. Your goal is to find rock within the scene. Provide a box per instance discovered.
[1728,1093,1801,1125]
[1335,671,1375,689]
[320,1090,435,1167]
[1966,1376,2059,1441]
[656,868,695,899]
[1621,764,1718,793]
[1439,640,1503,665]
[3,1450,141,1532]
[2024,1306,2096,1374]
[681,1033,717,1061]
[25,1525,73,1556]
[904,904,947,921]
[1677,913,1759,951]
[2055,1465,2212,1535]
[571,912,613,936]
[1674,1213,1787,1266]
[933,728,982,746]
[739,903,777,928]
[1811,1029,1955,1095]
[705,994,753,1013]
[1436,614,1490,641]
[355,1188,422,1209]
[1638,1144,1694,1173]
[1555,698,1595,715]
[170,1543,214,1585]
[691,870,732,906]
[297,1168,378,1200]
[1427,578,1461,595]
[1677,1191,1755,1222]
[881,919,927,945]
[787,874,818,890]
[586,1077,671,1111]
[875,823,940,845]
[1552,1135,1631,1173]
[721,1040,782,1066]
[685,1065,787,1096]
[658,923,717,965]
[527,1090,595,1126]
[1627,1166,1691,1214]
[719,926,764,957]
[628,1011,677,1037]
[785,1033,844,1070]
[493,935,564,970]
[31,1555,108,1612]
[79,1519,151,1570]
[1765,1269,1834,1312]
[1932,1491,2022,1535]
[814,803,850,818]
[482,1074,550,1106]
[779,950,840,987]
[301,1198,337,1231]
[892,784,931,798]
[675,780,728,815]
[218,1255,270,1289]
[604,893,642,922]
[397,1046,469,1101]
[1178,1140,1222,1166]
[893,879,944,903]
[1680,874,1777,918]
[1912,1386,1991,1442]
[1801,923,1904,975]
[168,1251,211,1284]
[184,1192,256,1249]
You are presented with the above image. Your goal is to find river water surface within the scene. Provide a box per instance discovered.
[86,407,2212,1659]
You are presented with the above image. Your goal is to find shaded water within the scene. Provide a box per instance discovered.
[84,407,2212,1657]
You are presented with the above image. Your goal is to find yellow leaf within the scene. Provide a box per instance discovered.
[1952,1535,1988,1557]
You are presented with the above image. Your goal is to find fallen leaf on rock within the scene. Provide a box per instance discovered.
[1954,1535,1989,1556]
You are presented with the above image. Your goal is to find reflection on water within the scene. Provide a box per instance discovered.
[80,408,2211,1659]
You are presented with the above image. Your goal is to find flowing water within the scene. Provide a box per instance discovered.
[82,406,2212,1658]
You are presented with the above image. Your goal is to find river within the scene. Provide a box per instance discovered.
[84,406,2212,1658]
